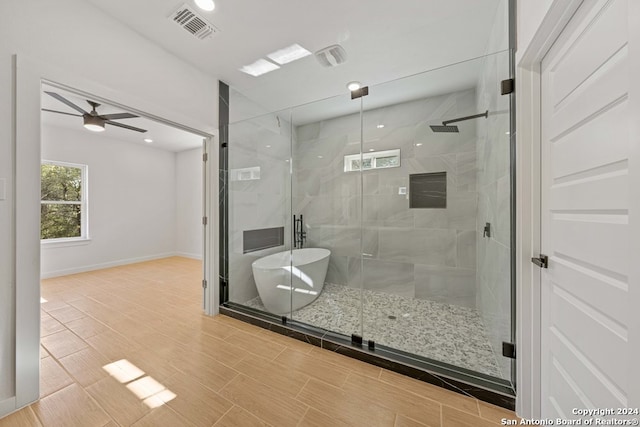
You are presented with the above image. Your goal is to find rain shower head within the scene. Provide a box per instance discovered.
[429,124,459,133]
[430,110,489,133]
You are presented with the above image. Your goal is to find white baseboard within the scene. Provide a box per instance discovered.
[0,396,17,419]
[174,252,203,260]
[40,252,179,279]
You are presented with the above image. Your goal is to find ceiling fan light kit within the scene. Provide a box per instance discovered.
[83,115,106,132]
[42,91,148,134]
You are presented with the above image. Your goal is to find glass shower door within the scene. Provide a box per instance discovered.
[360,52,514,384]
[226,108,295,317]
[288,92,364,339]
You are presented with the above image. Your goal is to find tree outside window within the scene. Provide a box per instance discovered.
[41,161,88,240]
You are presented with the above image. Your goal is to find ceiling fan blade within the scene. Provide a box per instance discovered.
[105,120,147,133]
[44,91,88,114]
[41,108,83,117]
[100,112,139,120]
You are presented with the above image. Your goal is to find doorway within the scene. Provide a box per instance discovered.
[36,82,215,405]
[39,82,210,299]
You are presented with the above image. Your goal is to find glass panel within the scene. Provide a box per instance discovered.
[289,91,363,338]
[361,50,513,382]
[41,163,82,201]
[40,203,82,239]
[226,108,294,316]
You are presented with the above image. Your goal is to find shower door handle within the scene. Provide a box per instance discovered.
[531,254,548,269]
[293,215,297,248]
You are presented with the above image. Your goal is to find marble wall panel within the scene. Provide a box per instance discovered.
[456,230,477,269]
[414,193,477,231]
[228,111,294,306]
[293,88,480,309]
[414,265,476,308]
[360,259,415,298]
[378,228,457,267]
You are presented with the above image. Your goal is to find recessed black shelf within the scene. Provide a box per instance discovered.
[409,172,447,209]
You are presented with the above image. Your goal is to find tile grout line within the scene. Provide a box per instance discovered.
[210,404,235,427]
[375,373,481,417]
[28,404,45,427]
[295,406,312,427]
[293,377,311,400]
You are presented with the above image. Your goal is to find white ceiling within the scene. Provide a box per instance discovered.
[84,0,507,119]
[41,84,204,152]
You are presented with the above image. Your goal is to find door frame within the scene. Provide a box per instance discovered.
[515,0,584,418]
[516,0,640,417]
[10,54,218,414]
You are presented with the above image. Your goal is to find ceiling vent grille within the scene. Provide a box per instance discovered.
[315,45,347,67]
[170,4,219,40]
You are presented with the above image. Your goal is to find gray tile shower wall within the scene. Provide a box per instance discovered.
[294,89,479,307]
[228,111,293,304]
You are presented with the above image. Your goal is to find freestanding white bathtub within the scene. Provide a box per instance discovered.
[252,248,330,315]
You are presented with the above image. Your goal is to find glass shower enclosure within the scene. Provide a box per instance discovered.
[221,49,514,397]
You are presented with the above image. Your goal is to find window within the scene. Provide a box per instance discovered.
[343,149,400,172]
[41,161,88,241]
[230,166,261,181]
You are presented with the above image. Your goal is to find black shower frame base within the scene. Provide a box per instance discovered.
[220,303,516,411]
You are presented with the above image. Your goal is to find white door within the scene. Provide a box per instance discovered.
[540,0,632,417]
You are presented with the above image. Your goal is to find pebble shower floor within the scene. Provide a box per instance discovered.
[245,282,504,378]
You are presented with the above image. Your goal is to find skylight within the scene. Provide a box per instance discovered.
[239,59,280,77]
[267,44,312,65]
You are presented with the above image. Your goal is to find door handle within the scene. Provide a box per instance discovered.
[531,254,549,269]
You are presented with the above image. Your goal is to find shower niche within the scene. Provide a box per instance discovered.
[221,48,515,404]
[409,172,447,209]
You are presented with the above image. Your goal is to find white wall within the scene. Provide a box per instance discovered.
[516,0,554,62]
[40,125,177,277]
[0,0,216,412]
[176,148,203,259]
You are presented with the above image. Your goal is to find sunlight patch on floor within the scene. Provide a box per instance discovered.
[103,359,176,408]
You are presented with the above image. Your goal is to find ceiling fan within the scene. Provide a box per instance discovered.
[42,91,147,133]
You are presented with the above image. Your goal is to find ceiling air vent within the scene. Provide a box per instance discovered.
[315,44,347,67]
[170,4,219,40]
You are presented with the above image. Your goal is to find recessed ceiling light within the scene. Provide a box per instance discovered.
[368,148,375,152]
[317,155,323,158]
[347,81,361,91]
[267,44,312,65]
[239,59,280,77]
[265,145,271,148]
[415,143,423,147]
[144,138,153,143]
[377,124,385,129]
[505,131,510,135]
[194,0,215,12]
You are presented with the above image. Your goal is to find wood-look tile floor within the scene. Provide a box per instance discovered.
[0,257,520,427]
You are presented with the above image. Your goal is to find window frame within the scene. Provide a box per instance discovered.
[40,160,89,245]
[343,149,401,172]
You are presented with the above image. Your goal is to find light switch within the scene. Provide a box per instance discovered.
[398,187,407,195]
[0,179,5,200]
